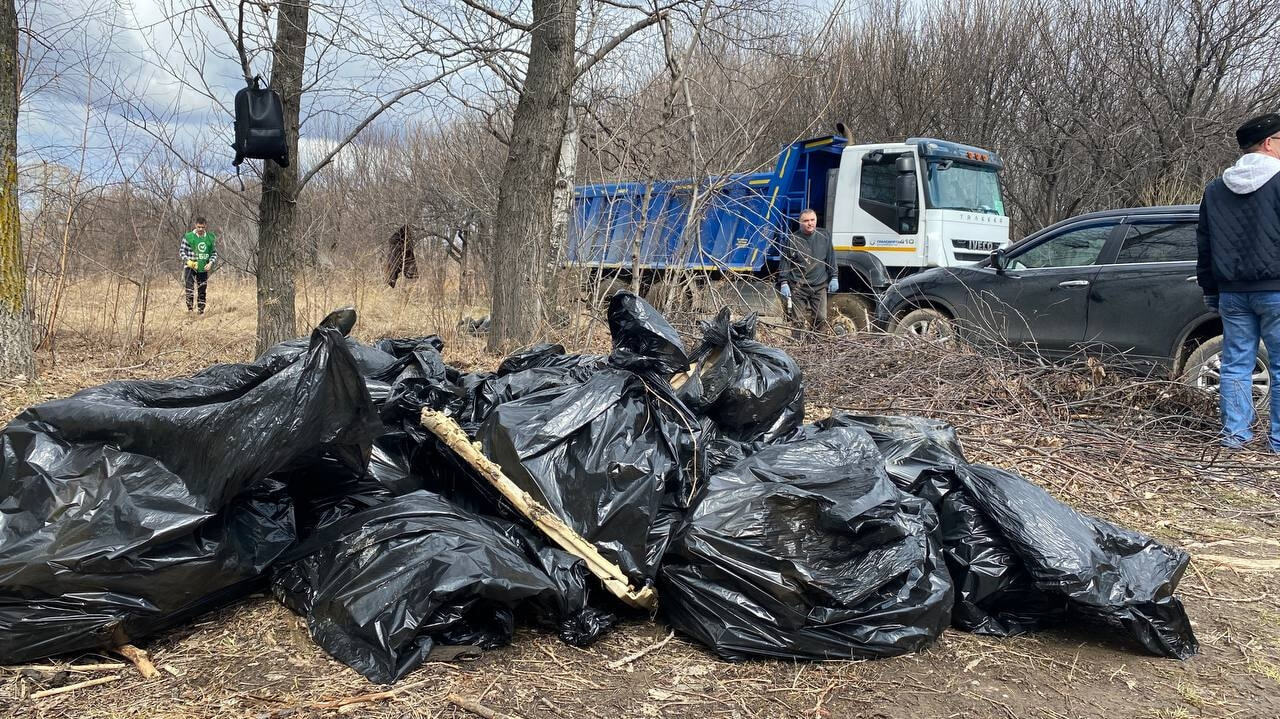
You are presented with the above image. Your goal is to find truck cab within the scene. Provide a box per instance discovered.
[802,138,1010,297]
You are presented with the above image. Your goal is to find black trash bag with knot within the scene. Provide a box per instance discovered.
[476,292,698,587]
[659,422,953,660]
[679,308,803,443]
[0,309,381,663]
[272,490,616,684]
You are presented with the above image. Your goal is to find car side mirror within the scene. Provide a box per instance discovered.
[990,248,1007,273]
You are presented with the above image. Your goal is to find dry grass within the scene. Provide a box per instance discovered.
[2,282,1280,719]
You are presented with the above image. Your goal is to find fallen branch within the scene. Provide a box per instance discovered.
[1184,591,1270,603]
[113,644,159,679]
[447,692,526,719]
[256,678,432,717]
[420,410,656,610]
[608,630,675,670]
[30,675,121,699]
[1196,554,1280,573]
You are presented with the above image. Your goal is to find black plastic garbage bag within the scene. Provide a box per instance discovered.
[831,414,1196,656]
[256,335,400,380]
[659,423,953,660]
[374,335,445,357]
[607,291,689,375]
[476,293,696,586]
[680,309,803,443]
[495,343,606,377]
[814,414,1059,635]
[272,491,615,684]
[479,367,690,586]
[957,464,1197,658]
[0,313,380,663]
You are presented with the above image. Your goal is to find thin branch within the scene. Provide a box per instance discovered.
[459,0,530,31]
[576,11,666,78]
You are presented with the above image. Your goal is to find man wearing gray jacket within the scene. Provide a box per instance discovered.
[778,208,838,336]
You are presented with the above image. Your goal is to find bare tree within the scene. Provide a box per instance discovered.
[254,0,309,348]
[0,0,32,379]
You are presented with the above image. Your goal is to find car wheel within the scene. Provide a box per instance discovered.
[893,308,954,344]
[1179,336,1270,402]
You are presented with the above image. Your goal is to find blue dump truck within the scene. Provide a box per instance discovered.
[566,133,1011,321]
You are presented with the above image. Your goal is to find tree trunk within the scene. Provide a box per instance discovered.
[487,0,577,353]
[0,0,33,379]
[548,104,578,262]
[255,0,310,355]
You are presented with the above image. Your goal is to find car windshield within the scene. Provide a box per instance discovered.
[925,161,1005,215]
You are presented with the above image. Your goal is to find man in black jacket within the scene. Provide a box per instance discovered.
[778,208,839,337]
[1197,112,1280,450]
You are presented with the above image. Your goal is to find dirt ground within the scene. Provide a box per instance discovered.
[2,279,1279,719]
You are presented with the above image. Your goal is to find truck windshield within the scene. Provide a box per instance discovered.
[925,161,1005,215]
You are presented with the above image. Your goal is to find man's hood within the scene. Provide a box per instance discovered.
[1223,153,1280,194]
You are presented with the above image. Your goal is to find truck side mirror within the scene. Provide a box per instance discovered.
[895,173,917,206]
[990,248,1007,272]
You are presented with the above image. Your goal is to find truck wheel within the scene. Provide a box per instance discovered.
[829,293,873,331]
[1179,336,1270,403]
[893,308,954,344]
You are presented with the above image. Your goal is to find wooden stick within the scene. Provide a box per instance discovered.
[669,347,720,391]
[113,644,159,679]
[1196,554,1280,572]
[3,663,126,673]
[420,410,657,610]
[257,678,432,718]
[30,675,120,699]
[446,692,527,719]
[608,630,676,670]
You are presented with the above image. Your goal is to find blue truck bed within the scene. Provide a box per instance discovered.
[565,135,849,274]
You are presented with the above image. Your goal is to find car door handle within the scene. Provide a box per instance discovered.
[850,236,866,247]
[1058,280,1090,288]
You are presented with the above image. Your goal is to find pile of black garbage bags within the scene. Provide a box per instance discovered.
[0,295,1197,684]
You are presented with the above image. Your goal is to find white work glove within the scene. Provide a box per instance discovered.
[779,282,791,299]
[828,277,839,293]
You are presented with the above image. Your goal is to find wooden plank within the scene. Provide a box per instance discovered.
[420,410,657,610]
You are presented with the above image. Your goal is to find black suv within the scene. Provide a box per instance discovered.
[875,205,1264,397]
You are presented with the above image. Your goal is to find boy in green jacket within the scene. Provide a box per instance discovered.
[179,217,218,313]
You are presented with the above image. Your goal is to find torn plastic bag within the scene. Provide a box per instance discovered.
[476,293,696,586]
[680,309,803,443]
[957,463,1197,658]
[272,491,615,684]
[0,312,380,663]
[659,423,953,660]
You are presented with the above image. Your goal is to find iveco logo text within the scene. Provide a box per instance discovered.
[953,239,1001,252]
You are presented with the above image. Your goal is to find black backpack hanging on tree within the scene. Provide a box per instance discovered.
[232,75,288,169]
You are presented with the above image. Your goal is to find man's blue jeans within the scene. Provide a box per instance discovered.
[1218,291,1280,450]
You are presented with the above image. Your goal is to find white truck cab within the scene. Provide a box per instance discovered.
[827,138,1010,290]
